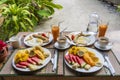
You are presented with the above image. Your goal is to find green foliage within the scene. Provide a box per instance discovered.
[0,0,63,41]
[117,5,120,12]
[0,4,38,40]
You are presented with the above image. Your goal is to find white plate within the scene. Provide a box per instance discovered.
[67,32,96,46]
[12,47,51,72]
[24,32,53,46]
[94,41,112,51]
[64,48,104,73]
[54,42,70,50]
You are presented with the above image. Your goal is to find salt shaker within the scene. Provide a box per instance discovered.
[87,12,99,35]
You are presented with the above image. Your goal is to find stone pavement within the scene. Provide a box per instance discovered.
[34,0,120,32]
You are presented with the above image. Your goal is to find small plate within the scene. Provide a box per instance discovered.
[54,42,70,50]
[67,32,96,46]
[94,41,112,51]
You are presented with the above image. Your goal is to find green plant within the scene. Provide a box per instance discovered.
[0,0,63,41]
[117,5,120,12]
[0,4,38,41]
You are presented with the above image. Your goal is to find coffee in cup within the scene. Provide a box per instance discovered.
[9,36,20,49]
[98,37,109,48]
[57,37,67,48]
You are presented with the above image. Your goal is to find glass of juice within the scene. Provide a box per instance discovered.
[51,26,60,42]
[98,24,108,37]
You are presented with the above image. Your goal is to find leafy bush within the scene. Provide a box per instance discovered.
[0,0,63,41]
[117,5,120,12]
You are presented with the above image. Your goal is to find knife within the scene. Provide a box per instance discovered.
[104,53,115,76]
[51,49,58,72]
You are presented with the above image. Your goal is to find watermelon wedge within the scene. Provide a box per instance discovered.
[19,61,30,67]
[76,56,86,68]
[76,56,91,70]
[27,58,36,64]
[16,63,27,68]
[68,54,75,64]
[65,55,71,64]
[31,56,43,65]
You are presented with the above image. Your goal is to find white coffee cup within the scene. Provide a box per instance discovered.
[57,37,67,48]
[9,36,20,48]
[98,37,109,48]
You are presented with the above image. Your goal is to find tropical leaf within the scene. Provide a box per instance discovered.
[0,0,8,5]
[23,17,34,27]
[12,16,19,31]
[37,10,51,17]
[46,5,54,14]
[19,22,27,31]
[44,1,63,9]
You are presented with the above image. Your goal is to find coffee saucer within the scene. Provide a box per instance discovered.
[54,42,70,50]
[94,41,112,51]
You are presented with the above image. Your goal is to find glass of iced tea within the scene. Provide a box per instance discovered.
[51,26,60,42]
[98,22,108,37]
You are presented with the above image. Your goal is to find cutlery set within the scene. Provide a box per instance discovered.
[103,53,115,76]
[51,49,58,72]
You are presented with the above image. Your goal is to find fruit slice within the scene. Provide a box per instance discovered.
[71,55,77,63]
[85,64,91,70]
[65,55,71,64]
[31,56,43,65]
[34,50,45,60]
[68,54,75,64]
[77,51,84,57]
[28,64,38,71]
[27,58,36,64]
[76,56,91,70]
[19,61,30,67]
[16,64,27,68]
[76,56,86,68]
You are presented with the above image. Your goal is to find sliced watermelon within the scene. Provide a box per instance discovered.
[27,58,36,64]
[31,56,43,65]
[16,63,27,68]
[68,54,75,64]
[65,55,71,64]
[19,61,29,67]
[76,56,86,68]
[71,55,77,63]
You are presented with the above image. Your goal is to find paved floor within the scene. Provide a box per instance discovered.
[34,0,120,32]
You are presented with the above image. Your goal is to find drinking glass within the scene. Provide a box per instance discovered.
[51,25,60,42]
[98,21,108,37]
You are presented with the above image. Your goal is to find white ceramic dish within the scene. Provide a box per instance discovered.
[12,47,51,72]
[24,32,53,46]
[67,32,96,46]
[64,48,104,73]
[54,42,70,50]
[94,41,112,51]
